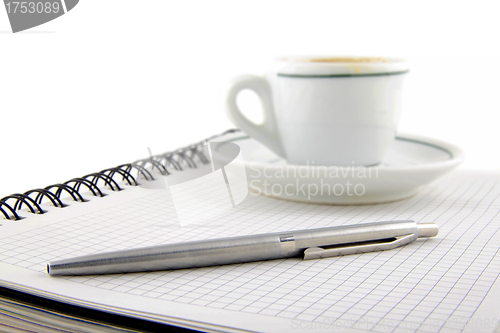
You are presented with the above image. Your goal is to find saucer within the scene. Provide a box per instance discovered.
[214,133,464,204]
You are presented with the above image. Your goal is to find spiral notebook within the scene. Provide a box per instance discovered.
[1,130,500,333]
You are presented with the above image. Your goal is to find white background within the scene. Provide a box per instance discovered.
[1,0,499,198]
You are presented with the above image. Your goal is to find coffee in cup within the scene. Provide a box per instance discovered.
[226,56,409,166]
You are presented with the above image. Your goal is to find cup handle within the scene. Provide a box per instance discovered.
[226,75,285,158]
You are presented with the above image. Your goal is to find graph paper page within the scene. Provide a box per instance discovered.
[1,168,500,333]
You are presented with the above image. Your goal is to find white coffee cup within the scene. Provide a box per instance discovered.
[226,56,409,166]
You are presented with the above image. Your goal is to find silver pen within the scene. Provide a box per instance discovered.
[47,220,438,276]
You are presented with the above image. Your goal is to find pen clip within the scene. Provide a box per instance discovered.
[303,234,417,260]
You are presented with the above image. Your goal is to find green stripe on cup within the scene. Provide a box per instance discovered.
[277,70,409,78]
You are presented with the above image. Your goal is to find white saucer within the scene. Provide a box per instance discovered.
[215,133,464,204]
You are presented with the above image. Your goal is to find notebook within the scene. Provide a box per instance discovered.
[1,130,500,333]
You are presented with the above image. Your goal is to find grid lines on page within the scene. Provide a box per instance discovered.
[1,170,500,332]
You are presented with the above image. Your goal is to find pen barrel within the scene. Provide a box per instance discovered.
[290,220,421,249]
[48,234,285,275]
[48,220,435,276]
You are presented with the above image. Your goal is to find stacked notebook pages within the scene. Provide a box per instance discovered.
[0,130,236,332]
[1,129,500,333]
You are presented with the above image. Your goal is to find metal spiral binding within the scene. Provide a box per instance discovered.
[0,129,240,221]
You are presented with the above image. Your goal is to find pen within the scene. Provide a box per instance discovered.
[47,220,438,276]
